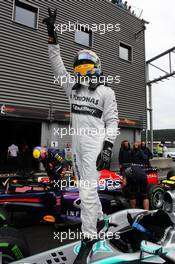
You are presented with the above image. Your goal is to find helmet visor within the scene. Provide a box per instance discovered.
[74,64,95,77]
[78,52,98,63]
[73,52,98,68]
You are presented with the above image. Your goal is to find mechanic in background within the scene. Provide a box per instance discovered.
[122,165,149,210]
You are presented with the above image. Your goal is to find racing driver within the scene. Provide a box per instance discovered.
[33,146,65,189]
[43,8,119,264]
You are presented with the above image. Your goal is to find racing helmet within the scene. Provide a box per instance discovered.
[167,169,175,181]
[33,146,48,160]
[73,49,102,78]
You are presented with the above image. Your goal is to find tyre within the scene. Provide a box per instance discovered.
[148,184,165,210]
[0,227,29,264]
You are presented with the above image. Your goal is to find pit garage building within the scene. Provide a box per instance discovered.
[0,0,147,169]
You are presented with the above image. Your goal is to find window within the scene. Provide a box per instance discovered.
[119,42,132,62]
[13,0,39,29]
[75,25,93,47]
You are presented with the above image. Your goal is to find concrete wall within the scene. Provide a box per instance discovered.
[150,158,174,169]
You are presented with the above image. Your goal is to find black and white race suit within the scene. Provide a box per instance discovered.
[48,44,119,238]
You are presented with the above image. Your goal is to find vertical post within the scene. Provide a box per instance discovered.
[145,128,148,145]
[148,84,153,153]
[146,64,149,147]
[169,51,172,73]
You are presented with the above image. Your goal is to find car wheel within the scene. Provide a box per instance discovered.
[148,185,164,210]
[0,227,29,263]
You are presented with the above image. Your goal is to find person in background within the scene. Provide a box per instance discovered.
[119,140,132,174]
[117,0,124,7]
[131,142,146,165]
[140,141,153,166]
[156,143,163,157]
[128,5,131,12]
[162,141,168,158]
[33,146,66,190]
[33,146,67,228]
[7,141,19,172]
[124,1,128,9]
[62,143,72,170]
[122,165,149,210]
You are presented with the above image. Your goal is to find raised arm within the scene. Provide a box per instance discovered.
[48,44,74,97]
[43,8,74,97]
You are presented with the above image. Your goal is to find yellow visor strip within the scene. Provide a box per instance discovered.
[74,64,94,76]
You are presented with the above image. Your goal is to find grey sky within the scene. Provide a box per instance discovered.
[128,0,175,129]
